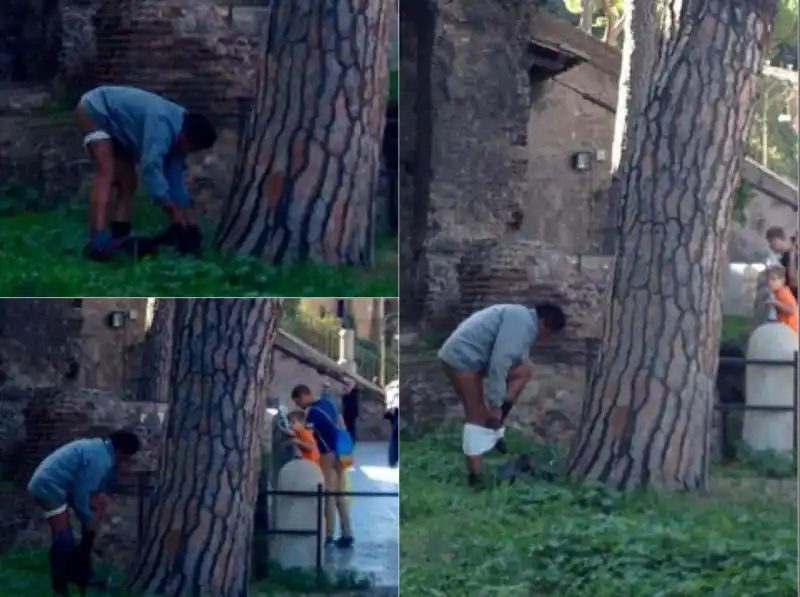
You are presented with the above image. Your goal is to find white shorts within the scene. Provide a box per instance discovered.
[42,504,68,519]
[83,130,111,147]
[462,423,506,456]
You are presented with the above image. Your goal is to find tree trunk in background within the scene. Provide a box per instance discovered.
[567,0,776,491]
[580,0,594,32]
[217,0,394,267]
[129,299,282,597]
[138,299,176,403]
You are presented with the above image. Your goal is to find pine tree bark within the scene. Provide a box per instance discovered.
[138,299,176,403]
[217,0,394,267]
[567,0,777,491]
[129,299,283,597]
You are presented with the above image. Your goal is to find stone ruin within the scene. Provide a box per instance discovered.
[401,237,610,453]
[1,387,165,568]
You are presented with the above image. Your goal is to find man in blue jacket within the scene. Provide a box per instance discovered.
[75,86,217,261]
[27,430,141,595]
[438,303,566,486]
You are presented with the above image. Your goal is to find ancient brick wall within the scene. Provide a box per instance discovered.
[94,0,260,127]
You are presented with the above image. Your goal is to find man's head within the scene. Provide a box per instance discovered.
[766,226,792,253]
[288,410,306,430]
[291,384,315,409]
[109,429,140,467]
[176,112,217,154]
[535,302,567,340]
[766,264,787,292]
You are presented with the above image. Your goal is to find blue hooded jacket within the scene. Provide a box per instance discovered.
[27,438,116,524]
[80,85,191,207]
[438,304,539,407]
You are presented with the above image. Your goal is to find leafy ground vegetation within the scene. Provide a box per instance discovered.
[0,194,397,297]
[401,430,797,597]
[0,548,371,596]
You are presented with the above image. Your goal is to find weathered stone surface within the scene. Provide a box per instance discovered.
[458,238,609,359]
[272,459,325,570]
[400,355,588,453]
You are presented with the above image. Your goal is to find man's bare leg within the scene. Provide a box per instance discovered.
[110,156,137,239]
[442,362,489,483]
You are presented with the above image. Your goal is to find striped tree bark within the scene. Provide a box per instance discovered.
[138,299,176,403]
[567,0,777,491]
[129,299,282,596]
[217,0,394,267]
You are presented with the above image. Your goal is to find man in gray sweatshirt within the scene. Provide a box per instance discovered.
[75,86,217,261]
[27,430,140,595]
[438,303,566,485]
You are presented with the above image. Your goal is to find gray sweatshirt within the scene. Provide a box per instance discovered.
[80,85,190,206]
[438,304,539,406]
[27,438,116,524]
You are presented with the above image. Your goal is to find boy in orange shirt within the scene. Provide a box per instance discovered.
[766,264,799,334]
[288,411,321,466]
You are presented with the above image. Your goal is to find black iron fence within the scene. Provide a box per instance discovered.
[257,485,399,579]
[584,339,798,458]
[716,353,798,456]
[111,473,399,580]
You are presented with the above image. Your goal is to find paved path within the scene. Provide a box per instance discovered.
[326,441,399,588]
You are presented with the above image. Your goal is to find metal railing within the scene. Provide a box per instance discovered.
[112,473,399,580]
[716,354,798,456]
[257,484,399,579]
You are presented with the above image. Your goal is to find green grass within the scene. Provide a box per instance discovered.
[721,314,751,348]
[401,431,797,597]
[0,548,371,596]
[0,197,397,297]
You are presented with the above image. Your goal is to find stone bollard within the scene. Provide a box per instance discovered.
[742,323,797,454]
[272,459,325,571]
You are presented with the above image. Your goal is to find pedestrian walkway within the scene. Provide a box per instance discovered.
[326,441,399,588]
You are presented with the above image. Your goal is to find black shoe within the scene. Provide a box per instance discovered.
[151,223,183,248]
[176,225,203,257]
[468,472,487,490]
[334,536,354,549]
[324,536,335,548]
[110,221,132,239]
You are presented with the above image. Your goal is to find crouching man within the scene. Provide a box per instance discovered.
[438,303,566,486]
[27,430,141,596]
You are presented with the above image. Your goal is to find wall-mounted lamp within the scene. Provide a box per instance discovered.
[571,151,593,172]
[107,311,128,329]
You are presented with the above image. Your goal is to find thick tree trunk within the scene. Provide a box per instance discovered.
[138,299,176,403]
[129,299,283,597]
[217,0,394,267]
[567,0,776,491]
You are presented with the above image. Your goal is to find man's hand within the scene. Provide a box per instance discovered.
[486,406,503,429]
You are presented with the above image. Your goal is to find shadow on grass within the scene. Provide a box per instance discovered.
[0,198,397,297]
[400,430,797,597]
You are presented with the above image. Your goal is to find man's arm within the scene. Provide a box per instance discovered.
[72,465,112,530]
[485,309,537,408]
[140,115,175,202]
[163,156,191,208]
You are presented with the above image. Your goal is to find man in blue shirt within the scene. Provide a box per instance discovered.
[438,303,566,486]
[75,86,217,261]
[291,384,354,548]
[27,430,141,595]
